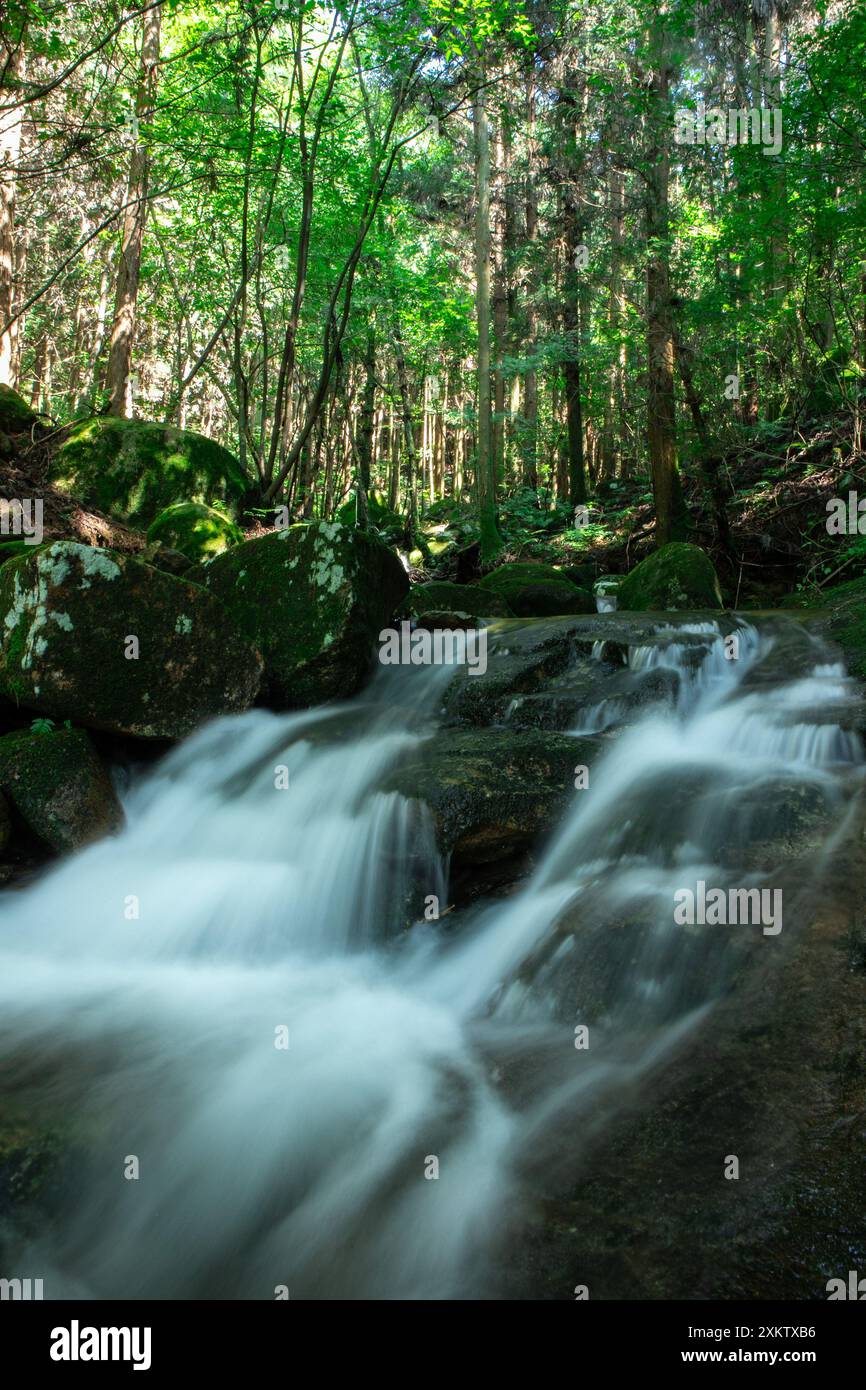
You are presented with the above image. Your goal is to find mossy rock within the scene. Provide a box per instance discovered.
[617,542,723,612]
[0,542,263,739]
[0,539,46,567]
[0,384,40,435]
[807,575,866,681]
[337,489,402,537]
[0,1107,70,1221]
[0,727,123,853]
[197,521,409,707]
[0,788,10,853]
[478,562,594,617]
[146,502,243,563]
[413,610,484,632]
[561,563,599,589]
[399,582,513,621]
[52,417,248,527]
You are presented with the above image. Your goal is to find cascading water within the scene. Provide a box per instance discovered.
[0,616,861,1299]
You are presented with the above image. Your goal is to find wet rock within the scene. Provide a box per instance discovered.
[442,613,729,728]
[0,789,10,853]
[0,728,123,853]
[803,575,866,683]
[506,665,680,734]
[414,610,486,633]
[444,620,578,725]
[383,727,603,869]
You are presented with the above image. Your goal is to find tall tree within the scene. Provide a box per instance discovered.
[0,3,26,387]
[473,63,503,559]
[643,4,688,545]
[105,2,162,417]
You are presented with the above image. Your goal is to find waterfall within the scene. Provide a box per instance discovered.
[0,618,861,1299]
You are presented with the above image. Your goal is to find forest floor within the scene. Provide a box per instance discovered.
[0,424,145,555]
[481,410,865,608]
[3,407,864,603]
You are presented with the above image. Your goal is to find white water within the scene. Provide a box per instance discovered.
[0,619,861,1299]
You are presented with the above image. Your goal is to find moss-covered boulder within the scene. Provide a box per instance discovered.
[399,582,513,621]
[805,575,866,681]
[0,727,123,853]
[0,542,263,738]
[617,542,723,612]
[478,562,594,617]
[0,539,46,567]
[146,502,243,563]
[0,789,10,853]
[52,418,248,527]
[0,384,40,435]
[337,488,402,537]
[197,521,409,707]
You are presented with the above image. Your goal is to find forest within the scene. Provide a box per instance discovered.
[1,0,866,1319]
[0,0,861,587]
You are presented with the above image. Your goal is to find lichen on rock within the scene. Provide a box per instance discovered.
[197,521,409,706]
[0,542,263,738]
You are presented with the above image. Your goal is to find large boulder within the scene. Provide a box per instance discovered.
[478,562,593,617]
[337,488,402,540]
[51,418,248,527]
[0,384,40,436]
[617,542,723,612]
[196,521,409,707]
[0,727,123,853]
[146,502,243,563]
[399,581,513,621]
[804,575,866,682]
[0,542,263,738]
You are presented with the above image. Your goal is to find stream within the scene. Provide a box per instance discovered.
[0,612,862,1299]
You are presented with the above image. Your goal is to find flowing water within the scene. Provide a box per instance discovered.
[0,615,861,1299]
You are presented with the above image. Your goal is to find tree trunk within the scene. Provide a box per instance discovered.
[644,18,688,546]
[522,76,539,490]
[473,66,503,560]
[394,319,419,547]
[0,20,25,387]
[105,5,162,417]
[602,161,626,479]
[561,193,587,508]
[492,106,509,484]
[355,325,376,528]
